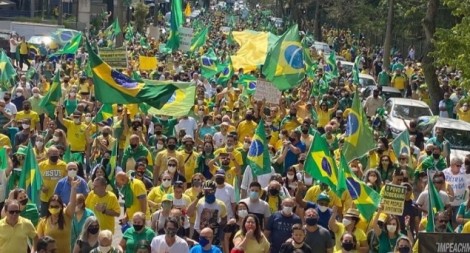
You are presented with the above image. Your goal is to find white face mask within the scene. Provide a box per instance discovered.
[22,124,30,129]
[36,141,43,148]
[85,116,92,123]
[387,225,397,233]
[243,143,250,149]
[16,92,22,97]
[282,206,293,215]
[304,176,313,185]
[156,144,164,150]
[98,246,111,253]
[74,118,81,124]
[318,205,328,212]
[53,136,60,142]
[342,218,352,227]
[162,180,172,188]
[33,93,40,98]
[168,165,177,173]
[279,134,284,139]
[198,100,204,105]
[287,174,295,180]
[238,209,248,218]
[68,170,77,178]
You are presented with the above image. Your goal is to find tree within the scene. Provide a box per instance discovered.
[383,0,394,71]
[133,2,149,34]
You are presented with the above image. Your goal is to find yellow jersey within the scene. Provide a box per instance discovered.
[85,190,121,232]
[62,119,88,151]
[39,159,67,202]
[15,110,40,131]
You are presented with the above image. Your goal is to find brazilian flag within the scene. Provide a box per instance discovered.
[391,129,410,159]
[262,24,305,90]
[247,120,271,176]
[39,70,62,119]
[190,26,209,52]
[216,56,233,85]
[94,103,114,123]
[238,74,257,95]
[200,48,219,78]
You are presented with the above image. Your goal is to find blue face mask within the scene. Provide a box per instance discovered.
[205,193,216,204]
[199,236,210,247]
[249,191,259,200]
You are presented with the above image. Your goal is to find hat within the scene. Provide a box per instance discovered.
[161,194,174,202]
[215,169,225,176]
[202,180,217,190]
[317,192,330,202]
[16,146,27,156]
[344,208,360,219]
[182,135,194,143]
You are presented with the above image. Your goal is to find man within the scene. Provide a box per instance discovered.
[237,109,257,142]
[0,200,38,253]
[439,92,454,118]
[36,236,57,253]
[265,198,302,253]
[90,230,120,253]
[280,106,301,132]
[240,181,271,228]
[14,118,33,150]
[0,99,12,133]
[300,120,314,148]
[92,125,116,154]
[416,172,451,216]
[189,227,222,253]
[277,130,306,173]
[54,162,89,204]
[154,136,184,184]
[418,145,447,174]
[377,69,390,86]
[115,171,149,222]
[151,217,189,253]
[39,147,67,216]
[212,134,243,171]
[15,100,40,131]
[363,88,384,118]
[304,208,334,253]
[178,135,199,182]
[213,122,229,148]
[322,124,339,152]
[456,102,470,123]
[296,186,333,229]
[443,157,467,225]
[214,169,236,219]
[175,115,198,139]
[427,127,450,161]
[58,109,87,160]
[398,182,420,236]
[85,176,120,231]
[3,93,17,118]
[18,36,30,70]
[391,68,407,95]
[121,134,153,172]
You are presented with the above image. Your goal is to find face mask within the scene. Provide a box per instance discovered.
[398,246,411,253]
[98,246,111,253]
[238,209,248,218]
[245,115,253,121]
[269,188,279,196]
[289,137,296,143]
[205,193,216,204]
[199,236,210,247]
[204,147,212,153]
[162,180,172,188]
[279,134,284,139]
[342,218,352,227]
[318,205,328,212]
[155,130,162,135]
[301,128,309,134]
[74,118,80,124]
[243,143,250,149]
[282,206,293,215]
[215,177,225,185]
[156,143,164,150]
[49,155,59,163]
[85,116,92,123]
[387,224,397,233]
[198,110,204,116]
[290,113,296,117]
[53,136,60,142]
[168,165,177,173]
[342,242,355,251]
[130,143,138,149]
[49,207,61,215]
[192,181,202,188]
[249,191,259,200]
[305,217,318,226]
[68,170,77,178]
[433,153,440,159]
[33,93,39,98]
[287,174,294,180]
[168,144,176,150]
[289,183,298,190]
[198,100,204,105]
[16,92,22,97]
[22,124,30,129]
[88,226,99,234]
[102,132,109,138]
[133,224,144,231]
[36,141,43,148]
[165,228,177,237]
[426,150,432,156]
[20,198,28,206]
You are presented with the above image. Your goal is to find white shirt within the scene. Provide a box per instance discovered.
[416,189,450,215]
[443,168,469,206]
[5,102,17,115]
[241,165,275,191]
[194,198,227,232]
[175,117,197,138]
[213,131,227,148]
[364,95,384,117]
[151,235,189,253]
[9,38,17,53]
[439,100,449,118]
[215,183,236,219]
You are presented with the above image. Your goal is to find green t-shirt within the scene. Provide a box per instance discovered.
[378,231,403,253]
[151,116,178,137]
[378,71,390,86]
[21,202,40,227]
[123,227,155,252]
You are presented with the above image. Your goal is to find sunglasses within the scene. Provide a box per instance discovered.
[49,205,61,208]
[168,164,177,167]
[438,219,448,223]
[162,179,171,182]
[8,210,20,215]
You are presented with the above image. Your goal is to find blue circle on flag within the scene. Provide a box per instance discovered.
[201,57,213,67]
[248,82,256,89]
[284,45,304,69]
[346,177,361,200]
[248,140,263,156]
[401,146,409,155]
[321,157,332,176]
[222,67,230,75]
[345,113,359,136]
[167,92,176,103]
[60,31,73,42]
[111,70,138,88]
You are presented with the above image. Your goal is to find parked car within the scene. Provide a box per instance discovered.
[339,60,354,74]
[311,41,332,55]
[385,98,433,137]
[362,86,402,101]
[433,117,470,160]
[0,30,10,53]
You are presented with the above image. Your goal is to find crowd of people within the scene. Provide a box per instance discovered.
[0,2,470,253]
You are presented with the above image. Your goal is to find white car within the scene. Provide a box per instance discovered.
[385,98,433,137]
[339,60,354,74]
[311,41,331,55]
[433,117,470,160]
[359,74,377,89]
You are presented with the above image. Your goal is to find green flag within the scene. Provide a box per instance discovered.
[148,82,196,117]
[247,120,271,176]
[125,24,134,42]
[342,90,375,162]
[216,56,234,85]
[94,104,114,123]
[39,70,62,119]
[0,147,8,170]
[426,172,446,232]
[326,51,338,78]
[166,0,184,51]
[0,50,16,89]
[391,129,410,159]
[200,48,219,78]
[352,55,361,85]
[54,32,83,55]
[238,74,257,95]
[190,26,209,52]
[227,30,235,46]
[104,19,122,47]
[262,24,305,90]
[18,142,42,204]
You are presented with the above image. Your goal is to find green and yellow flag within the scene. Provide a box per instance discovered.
[352,55,361,85]
[0,50,16,88]
[216,56,234,85]
[53,32,82,55]
[247,120,271,176]
[19,142,42,204]
[167,0,184,51]
[391,129,410,159]
[39,70,62,119]
[148,82,196,117]
[190,26,209,52]
[93,103,114,123]
[200,48,219,78]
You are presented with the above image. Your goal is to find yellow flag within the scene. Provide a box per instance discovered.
[184,3,192,17]
[139,55,157,70]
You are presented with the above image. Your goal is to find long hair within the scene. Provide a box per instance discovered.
[385,215,401,236]
[91,164,110,185]
[241,214,262,243]
[79,216,100,241]
[46,194,66,230]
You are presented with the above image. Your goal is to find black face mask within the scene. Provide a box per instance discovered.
[301,128,309,134]
[305,217,318,226]
[245,115,253,121]
[433,153,440,159]
[88,226,99,235]
[49,156,59,163]
[290,113,296,117]
[269,188,279,196]
[130,143,138,149]
[155,130,162,135]
[398,246,411,253]
[168,144,176,150]
[23,106,30,110]
[102,132,109,137]
[133,224,144,231]
[426,150,432,156]
[465,160,470,166]
[289,137,296,143]
[185,144,193,151]
[215,177,225,185]
[342,242,355,251]
[19,198,28,206]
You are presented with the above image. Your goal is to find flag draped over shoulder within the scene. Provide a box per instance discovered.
[167,0,184,51]
[190,26,209,52]
[39,70,62,119]
[391,129,410,159]
[0,50,16,88]
[86,41,177,109]
[19,142,42,204]
[305,132,341,195]
[337,153,381,221]
[342,90,375,162]
[262,24,305,90]
[200,48,219,78]
[247,120,271,176]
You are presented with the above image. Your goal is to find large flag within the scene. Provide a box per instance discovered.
[391,129,410,159]
[190,26,209,52]
[39,70,62,119]
[262,24,305,90]
[231,30,279,72]
[305,132,341,195]
[200,48,219,78]
[342,90,375,162]
[337,153,381,221]
[18,142,42,204]
[352,55,361,85]
[86,41,177,109]
[247,120,271,176]
[0,50,16,88]
[325,51,338,78]
[148,82,196,117]
[217,56,234,85]
[167,0,184,51]
[53,32,82,55]
[104,19,121,47]
[426,172,445,232]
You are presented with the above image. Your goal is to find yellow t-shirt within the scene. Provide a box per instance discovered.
[178,150,199,180]
[63,119,87,151]
[0,134,11,148]
[85,190,121,232]
[155,150,185,174]
[19,42,28,54]
[462,221,470,233]
[39,160,67,202]
[37,214,73,253]
[233,230,270,253]
[214,147,243,169]
[267,195,281,214]
[317,108,335,128]
[0,216,36,253]
[237,120,257,143]
[15,110,40,131]
[392,75,407,90]
[333,222,367,251]
[457,108,470,123]
[127,179,151,219]
[148,185,174,212]
[281,117,301,132]
[304,185,342,208]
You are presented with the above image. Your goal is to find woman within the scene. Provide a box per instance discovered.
[73,216,100,253]
[6,148,26,194]
[37,178,78,253]
[120,212,155,252]
[456,197,470,232]
[45,129,68,149]
[316,100,338,132]
[34,135,47,162]
[150,194,173,234]
[88,165,113,192]
[2,188,39,226]
[224,202,249,253]
[372,204,408,253]
[196,141,216,179]
[72,194,95,249]
[363,169,383,192]
[64,88,79,116]
[284,166,299,197]
[166,157,186,184]
[393,236,412,253]
[147,172,174,212]
[336,232,358,253]
[198,116,217,141]
[233,214,270,253]
[376,155,396,184]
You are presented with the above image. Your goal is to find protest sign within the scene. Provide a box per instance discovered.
[99,47,127,69]
[254,79,281,105]
[419,233,470,253]
[382,184,406,215]
[179,27,194,52]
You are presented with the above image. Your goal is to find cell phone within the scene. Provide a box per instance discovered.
[263,107,271,116]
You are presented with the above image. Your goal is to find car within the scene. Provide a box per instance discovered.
[311,41,332,55]
[28,35,53,47]
[359,73,377,89]
[362,86,402,101]
[339,60,354,73]
[432,117,470,160]
[0,30,10,53]
[385,98,433,137]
